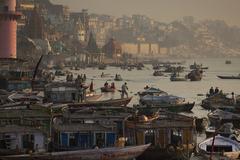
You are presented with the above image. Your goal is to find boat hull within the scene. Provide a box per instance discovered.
[170,77,187,81]
[137,145,194,160]
[0,144,150,160]
[114,78,123,81]
[101,87,115,92]
[68,97,132,107]
[138,102,195,113]
[85,94,102,101]
[217,76,240,79]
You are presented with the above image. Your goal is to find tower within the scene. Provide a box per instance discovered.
[0,0,21,59]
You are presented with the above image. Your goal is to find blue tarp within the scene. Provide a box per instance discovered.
[106,133,116,147]
[61,133,68,146]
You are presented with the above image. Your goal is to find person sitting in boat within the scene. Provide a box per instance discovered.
[121,82,128,98]
[214,87,219,94]
[104,81,109,88]
[209,87,214,96]
[111,82,115,89]
[115,74,118,79]
[144,85,149,90]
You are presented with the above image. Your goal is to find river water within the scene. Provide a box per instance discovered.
[58,58,240,119]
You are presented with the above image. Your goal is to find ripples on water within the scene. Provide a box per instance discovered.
[57,58,240,119]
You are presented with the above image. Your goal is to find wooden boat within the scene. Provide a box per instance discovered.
[55,70,65,76]
[201,93,233,110]
[0,144,150,160]
[217,75,240,80]
[100,73,111,78]
[137,66,143,70]
[7,92,43,103]
[198,135,240,160]
[187,69,203,81]
[205,123,235,138]
[190,62,208,70]
[114,75,123,81]
[138,87,167,97]
[225,60,232,64]
[68,97,132,107]
[163,66,184,73]
[170,74,187,81]
[128,67,132,71]
[136,102,195,113]
[139,95,194,112]
[100,87,115,92]
[201,67,209,70]
[98,64,107,70]
[208,109,240,128]
[140,94,186,105]
[153,70,163,76]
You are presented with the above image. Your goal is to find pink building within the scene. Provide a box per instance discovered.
[0,0,21,59]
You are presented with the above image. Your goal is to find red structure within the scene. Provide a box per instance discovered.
[0,0,21,59]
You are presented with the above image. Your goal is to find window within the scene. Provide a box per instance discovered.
[106,133,116,147]
[95,133,105,148]
[78,133,92,149]
[170,129,182,146]
[69,133,78,147]
[22,134,34,150]
[145,130,155,145]
[0,134,6,149]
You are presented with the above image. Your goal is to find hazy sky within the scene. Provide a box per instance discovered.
[51,0,240,26]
